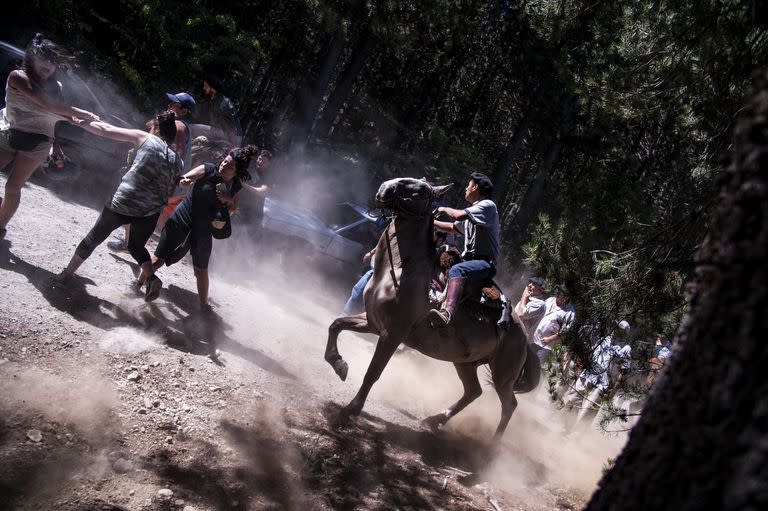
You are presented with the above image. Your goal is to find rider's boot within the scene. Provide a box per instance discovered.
[428,277,465,327]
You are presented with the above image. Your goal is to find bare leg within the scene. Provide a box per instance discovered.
[0,149,14,169]
[0,152,46,229]
[194,266,208,307]
[324,313,375,381]
[139,260,153,281]
[155,208,170,232]
[423,362,482,431]
[63,254,85,275]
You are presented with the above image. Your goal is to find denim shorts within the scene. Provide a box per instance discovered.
[0,128,51,161]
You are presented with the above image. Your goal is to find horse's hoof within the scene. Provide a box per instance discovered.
[333,359,349,381]
[422,413,447,432]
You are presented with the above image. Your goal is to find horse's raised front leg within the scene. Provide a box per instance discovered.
[324,313,374,381]
[423,362,482,432]
[340,335,399,419]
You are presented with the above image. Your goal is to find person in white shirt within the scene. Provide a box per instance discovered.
[0,34,99,239]
[515,276,548,340]
[566,320,632,431]
[532,283,576,363]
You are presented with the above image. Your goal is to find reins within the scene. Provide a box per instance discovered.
[381,195,433,292]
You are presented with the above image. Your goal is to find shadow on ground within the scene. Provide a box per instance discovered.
[0,245,295,380]
[141,401,495,511]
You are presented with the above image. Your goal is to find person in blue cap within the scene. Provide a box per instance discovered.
[164,91,196,173]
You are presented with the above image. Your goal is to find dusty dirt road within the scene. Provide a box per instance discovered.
[0,173,626,510]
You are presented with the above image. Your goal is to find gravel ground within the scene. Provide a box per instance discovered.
[0,172,622,510]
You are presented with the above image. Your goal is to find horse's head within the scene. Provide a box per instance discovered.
[376,178,452,218]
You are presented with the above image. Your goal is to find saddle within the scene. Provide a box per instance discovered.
[431,245,511,328]
[463,281,505,324]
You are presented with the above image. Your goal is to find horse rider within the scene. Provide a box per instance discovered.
[428,171,500,327]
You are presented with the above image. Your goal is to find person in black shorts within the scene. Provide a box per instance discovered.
[141,145,256,311]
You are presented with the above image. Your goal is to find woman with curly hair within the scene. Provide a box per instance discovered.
[145,145,256,310]
[0,33,100,238]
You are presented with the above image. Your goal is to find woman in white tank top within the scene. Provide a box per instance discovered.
[0,34,99,239]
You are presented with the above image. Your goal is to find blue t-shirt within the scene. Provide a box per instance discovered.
[454,198,500,262]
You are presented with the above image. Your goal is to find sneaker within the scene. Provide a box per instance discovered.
[107,237,128,251]
[144,275,162,302]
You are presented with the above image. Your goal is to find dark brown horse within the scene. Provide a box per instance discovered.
[324,178,540,439]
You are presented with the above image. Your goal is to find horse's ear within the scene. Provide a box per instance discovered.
[431,183,453,199]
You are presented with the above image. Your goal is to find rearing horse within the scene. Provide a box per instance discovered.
[324,178,540,439]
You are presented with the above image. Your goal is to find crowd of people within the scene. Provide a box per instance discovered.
[0,34,271,311]
[2,35,670,434]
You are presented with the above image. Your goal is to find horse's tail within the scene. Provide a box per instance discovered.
[513,343,541,393]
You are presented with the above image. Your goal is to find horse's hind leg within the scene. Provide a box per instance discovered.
[490,329,529,440]
[324,313,374,381]
[492,378,518,441]
[423,362,482,432]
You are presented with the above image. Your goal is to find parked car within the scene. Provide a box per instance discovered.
[233,195,384,279]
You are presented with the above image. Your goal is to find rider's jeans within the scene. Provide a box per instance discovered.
[342,269,374,316]
[447,259,496,289]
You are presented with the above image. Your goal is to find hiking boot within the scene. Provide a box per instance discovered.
[107,236,128,252]
[428,277,465,327]
[144,275,162,302]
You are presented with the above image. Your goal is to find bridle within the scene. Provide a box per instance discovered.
[377,183,436,289]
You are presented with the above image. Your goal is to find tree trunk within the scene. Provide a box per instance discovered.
[396,39,464,148]
[291,28,347,146]
[314,24,377,138]
[493,102,535,201]
[586,72,768,511]
[452,59,501,134]
[504,136,561,245]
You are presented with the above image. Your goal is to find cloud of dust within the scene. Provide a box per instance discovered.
[204,154,625,496]
[98,325,164,353]
[364,349,627,495]
[214,145,383,303]
[0,366,119,441]
[221,401,310,508]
